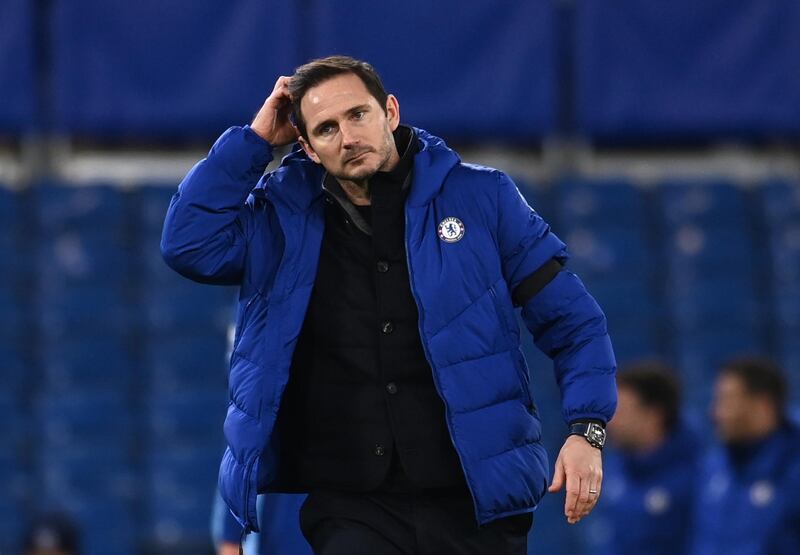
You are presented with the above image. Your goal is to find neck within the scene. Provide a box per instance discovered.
[338,179,372,206]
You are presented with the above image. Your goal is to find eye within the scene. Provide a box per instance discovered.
[353,110,365,120]
[319,124,335,136]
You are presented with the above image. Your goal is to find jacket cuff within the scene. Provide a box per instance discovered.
[207,125,274,180]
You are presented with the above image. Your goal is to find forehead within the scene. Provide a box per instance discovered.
[617,385,646,408]
[716,373,746,396]
[300,73,376,125]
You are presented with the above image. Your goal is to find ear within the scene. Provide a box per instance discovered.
[298,136,321,164]
[385,94,400,132]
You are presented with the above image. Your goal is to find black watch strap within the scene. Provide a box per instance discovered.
[568,421,606,450]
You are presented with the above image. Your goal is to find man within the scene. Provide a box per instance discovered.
[162,56,617,553]
[588,361,701,555]
[691,357,800,555]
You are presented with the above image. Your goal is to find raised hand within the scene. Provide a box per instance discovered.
[250,75,299,146]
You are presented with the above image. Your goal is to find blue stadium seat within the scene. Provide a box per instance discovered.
[37,283,134,335]
[310,0,557,140]
[767,225,800,289]
[0,340,29,402]
[761,178,800,226]
[0,0,36,132]
[561,227,651,277]
[37,392,135,450]
[664,224,755,274]
[0,186,34,283]
[36,235,134,289]
[146,391,227,449]
[50,1,299,137]
[144,447,221,549]
[38,447,138,503]
[0,449,29,502]
[0,392,29,450]
[605,322,661,366]
[660,182,749,229]
[138,185,178,239]
[575,0,800,140]
[555,179,648,229]
[144,332,230,393]
[669,277,761,328]
[0,186,19,250]
[0,497,25,555]
[40,333,136,394]
[776,328,800,403]
[142,281,235,333]
[34,183,129,235]
[673,327,763,406]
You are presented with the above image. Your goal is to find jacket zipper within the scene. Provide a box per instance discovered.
[403,206,481,524]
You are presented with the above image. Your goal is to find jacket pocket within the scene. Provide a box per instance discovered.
[233,291,262,353]
[512,349,538,417]
[488,284,515,350]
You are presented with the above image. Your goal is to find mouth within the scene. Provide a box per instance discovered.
[345,151,371,164]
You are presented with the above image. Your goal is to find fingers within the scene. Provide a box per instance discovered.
[266,76,293,108]
[567,467,603,524]
[565,471,581,523]
[548,456,565,493]
[273,75,292,93]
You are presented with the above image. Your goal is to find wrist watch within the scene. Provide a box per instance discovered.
[568,421,606,450]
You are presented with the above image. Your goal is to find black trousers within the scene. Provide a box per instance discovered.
[298,488,533,555]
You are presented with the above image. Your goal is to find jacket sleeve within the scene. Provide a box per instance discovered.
[495,172,617,425]
[160,125,274,285]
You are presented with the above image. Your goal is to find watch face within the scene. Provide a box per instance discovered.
[588,424,606,447]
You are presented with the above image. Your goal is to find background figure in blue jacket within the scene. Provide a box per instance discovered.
[212,491,311,555]
[586,361,702,555]
[161,56,617,553]
[691,357,800,555]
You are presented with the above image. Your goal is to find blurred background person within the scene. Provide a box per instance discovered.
[691,357,800,555]
[586,361,702,555]
[21,513,80,555]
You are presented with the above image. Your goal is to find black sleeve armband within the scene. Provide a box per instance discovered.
[512,258,565,307]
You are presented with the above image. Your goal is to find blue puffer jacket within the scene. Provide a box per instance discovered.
[161,125,617,532]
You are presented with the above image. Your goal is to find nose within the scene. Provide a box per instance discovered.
[340,122,359,148]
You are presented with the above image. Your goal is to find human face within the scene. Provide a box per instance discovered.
[712,373,756,443]
[298,73,400,184]
[608,386,653,450]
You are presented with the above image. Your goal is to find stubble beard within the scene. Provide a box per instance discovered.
[334,125,395,188]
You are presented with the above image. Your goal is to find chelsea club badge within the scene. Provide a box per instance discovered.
[438,217,465,243]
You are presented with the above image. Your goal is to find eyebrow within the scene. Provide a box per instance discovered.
[312,104,372,135]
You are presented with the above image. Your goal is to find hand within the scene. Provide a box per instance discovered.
[217,542,240,555]
[251,75,299,146]
[548,434,603,524]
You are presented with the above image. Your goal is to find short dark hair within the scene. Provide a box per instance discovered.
[617,360,682,431]
[720,356,787,415]
[288,55,389,141]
